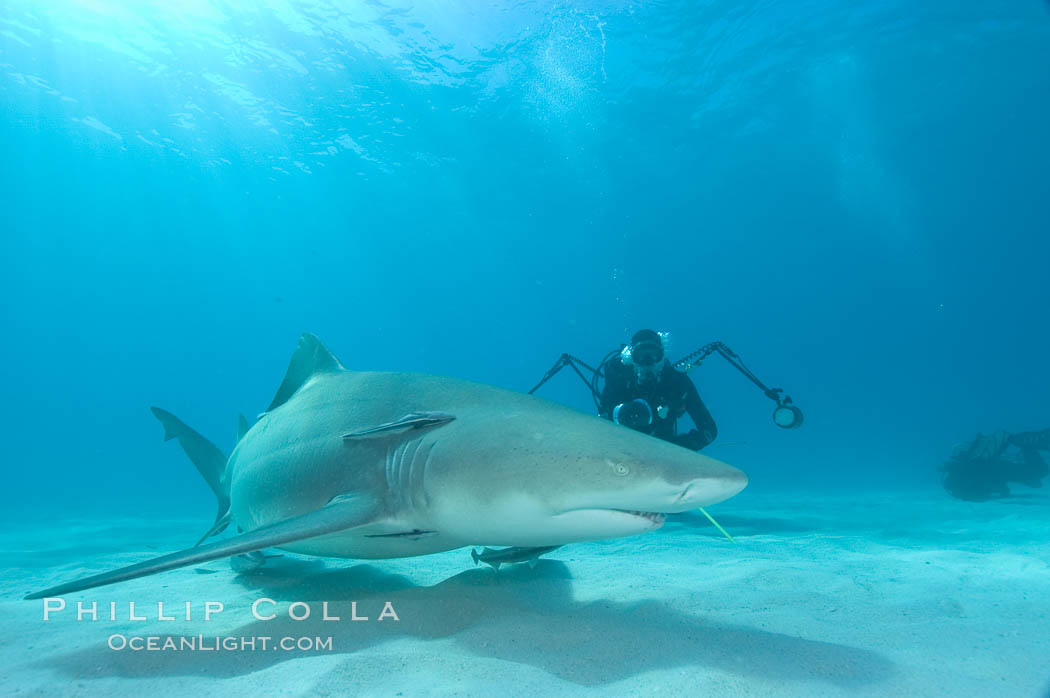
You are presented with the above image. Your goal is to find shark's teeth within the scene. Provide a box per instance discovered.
[620,510,666,525]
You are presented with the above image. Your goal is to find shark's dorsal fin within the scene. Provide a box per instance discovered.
[267,333,344,412]
[236,414,251,442]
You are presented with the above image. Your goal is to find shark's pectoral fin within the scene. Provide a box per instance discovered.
[343,412,455,440]
[24,493,379,600]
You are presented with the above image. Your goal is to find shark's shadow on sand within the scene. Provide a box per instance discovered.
[46,560,895,689]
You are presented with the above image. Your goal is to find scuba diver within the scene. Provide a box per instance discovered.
[528,329,803,446]
[597,329,717,451]
[940,428,1050,501]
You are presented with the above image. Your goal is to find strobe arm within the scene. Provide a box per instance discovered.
[528,342,803,430]
[528,353,604,409]
[675,342,804,429]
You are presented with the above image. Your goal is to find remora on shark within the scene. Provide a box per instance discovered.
[26,334,747,599]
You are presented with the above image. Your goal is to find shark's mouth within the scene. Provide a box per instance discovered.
[551,507,667,535]
[613,509,666,526]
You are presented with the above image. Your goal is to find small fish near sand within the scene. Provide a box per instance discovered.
[230,551,282,573]
[471,545,562,570]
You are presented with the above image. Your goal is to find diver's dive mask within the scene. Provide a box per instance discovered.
[620,330,669,367]
[630,341,664,367]
[620,330,669,385]
[613,399,653,432]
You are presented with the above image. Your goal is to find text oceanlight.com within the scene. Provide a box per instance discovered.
[107,635,334,652]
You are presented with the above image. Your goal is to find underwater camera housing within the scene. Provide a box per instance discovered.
[613,399,653,431]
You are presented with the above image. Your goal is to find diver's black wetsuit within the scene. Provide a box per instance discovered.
[599,359,717,451]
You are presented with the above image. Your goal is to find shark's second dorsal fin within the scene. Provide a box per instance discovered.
[236,414,251,442]
[267,334,344,412]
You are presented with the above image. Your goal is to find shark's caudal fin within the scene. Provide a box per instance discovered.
[267,333,344,412]
[24,493,379,599]
[150,407,231,541]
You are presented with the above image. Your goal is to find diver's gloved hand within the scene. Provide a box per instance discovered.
[674,428,715,452]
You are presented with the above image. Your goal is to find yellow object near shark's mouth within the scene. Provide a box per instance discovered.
[699,507,736,543]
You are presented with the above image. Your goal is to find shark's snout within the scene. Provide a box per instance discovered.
[570,462,748,519]
[671,468,748,511]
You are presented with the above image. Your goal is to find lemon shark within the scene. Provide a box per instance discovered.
[26,334,747,599]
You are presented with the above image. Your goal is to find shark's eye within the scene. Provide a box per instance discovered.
[615,463,630,476]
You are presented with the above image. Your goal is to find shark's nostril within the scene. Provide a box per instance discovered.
[675,483,694,503]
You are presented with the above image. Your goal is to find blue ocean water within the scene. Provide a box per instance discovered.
[5,1,1048,519]
[3,3,1050,695]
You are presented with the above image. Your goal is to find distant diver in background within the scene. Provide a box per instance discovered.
[940,428,1050,501]
[598,329,718,451]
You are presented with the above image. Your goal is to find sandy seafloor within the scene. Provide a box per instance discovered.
[3,490,1048,697]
